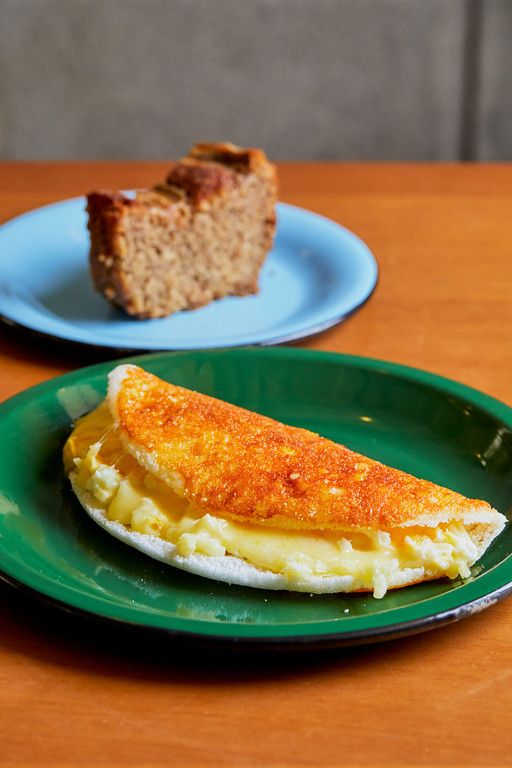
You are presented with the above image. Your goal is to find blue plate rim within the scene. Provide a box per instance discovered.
[0,199,379,351]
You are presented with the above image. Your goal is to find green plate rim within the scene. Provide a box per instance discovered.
[0,347,511,649]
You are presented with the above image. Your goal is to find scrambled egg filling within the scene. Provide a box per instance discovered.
[64,403,480,598]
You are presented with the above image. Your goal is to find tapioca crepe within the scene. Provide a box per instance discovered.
[63,364,506,599]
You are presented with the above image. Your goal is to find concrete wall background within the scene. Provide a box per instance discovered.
[0,0,510,161]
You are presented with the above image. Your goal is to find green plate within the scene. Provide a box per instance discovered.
[0,348,511,650]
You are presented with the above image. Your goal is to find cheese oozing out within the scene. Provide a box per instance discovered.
[64,403,482,599]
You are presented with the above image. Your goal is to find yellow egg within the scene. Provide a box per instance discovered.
[65,404,481,598]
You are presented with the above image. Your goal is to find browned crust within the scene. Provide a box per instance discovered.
[86,142,278,317]
[165,161,238,208]
[187,142,273,175]
[165,142,276,207]
[86,192,179,317]
[86,192,131,310]
[111,366,494,531]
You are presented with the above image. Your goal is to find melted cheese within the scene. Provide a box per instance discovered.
[64,403,480,598]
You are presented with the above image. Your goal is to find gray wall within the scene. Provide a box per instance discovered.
[0,0,510,161]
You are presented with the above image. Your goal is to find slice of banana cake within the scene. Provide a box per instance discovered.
[86,142,277,319]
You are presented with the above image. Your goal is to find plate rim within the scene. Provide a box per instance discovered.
[0,347,511,649]
[0,199,379,351]
[1,568,511,651]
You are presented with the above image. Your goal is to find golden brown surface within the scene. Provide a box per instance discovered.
[1,162,512,767]
[165,142,275,206]
[164,160,237,207]
[112,364,490,529]
[189,141,272,173]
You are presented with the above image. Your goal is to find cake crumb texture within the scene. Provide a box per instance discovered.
[87,142,277,319]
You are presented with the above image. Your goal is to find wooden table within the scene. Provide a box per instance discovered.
[1,163,511,767]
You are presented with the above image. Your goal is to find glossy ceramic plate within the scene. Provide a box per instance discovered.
[0,348,511,650]
[0,199,377,350]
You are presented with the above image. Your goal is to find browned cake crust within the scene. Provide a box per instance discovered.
[86,143,277,319]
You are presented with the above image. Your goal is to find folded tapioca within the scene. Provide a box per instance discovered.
[63,365,507,598]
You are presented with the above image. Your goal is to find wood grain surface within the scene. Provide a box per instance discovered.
[0,162,511,767]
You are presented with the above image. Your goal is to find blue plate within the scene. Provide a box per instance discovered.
[0,199,378,350]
